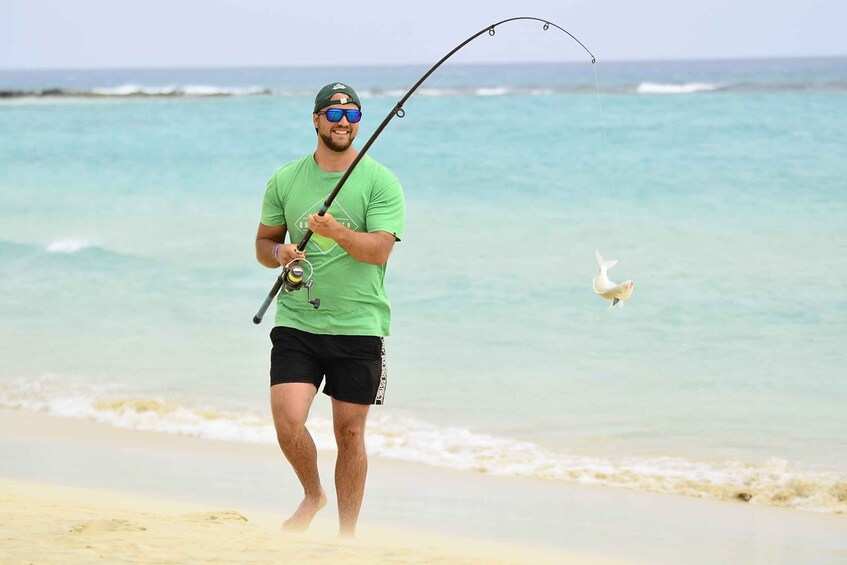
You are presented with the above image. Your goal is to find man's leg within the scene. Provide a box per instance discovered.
[271,382,327,531]
[331,398,370,537]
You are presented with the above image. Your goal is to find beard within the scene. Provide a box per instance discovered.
[319,128,355,152]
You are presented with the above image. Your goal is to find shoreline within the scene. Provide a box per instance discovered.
[2,409,846,564]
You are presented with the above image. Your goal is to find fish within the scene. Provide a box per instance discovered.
[592,249,634,308]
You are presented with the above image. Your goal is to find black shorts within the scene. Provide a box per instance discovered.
[269,326,387,405]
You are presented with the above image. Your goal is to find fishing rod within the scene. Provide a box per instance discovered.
[253,16,596,324]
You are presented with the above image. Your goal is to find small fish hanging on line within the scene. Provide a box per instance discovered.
[592,250,634,309]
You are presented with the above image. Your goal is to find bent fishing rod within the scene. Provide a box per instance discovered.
[253,16,595,324]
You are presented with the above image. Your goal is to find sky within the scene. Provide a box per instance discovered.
[0,0,844,69]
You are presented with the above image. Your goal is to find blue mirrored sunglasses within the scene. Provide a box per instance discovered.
[317,108,362,123]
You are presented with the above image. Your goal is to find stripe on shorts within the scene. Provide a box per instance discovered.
[375,337,387,405]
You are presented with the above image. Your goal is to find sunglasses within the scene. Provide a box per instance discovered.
[316,108,362,123]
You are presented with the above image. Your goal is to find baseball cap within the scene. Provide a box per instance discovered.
[313,82,361,113]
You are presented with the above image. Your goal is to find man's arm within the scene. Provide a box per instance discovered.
[255,223,305,268]
[308,213,396,266]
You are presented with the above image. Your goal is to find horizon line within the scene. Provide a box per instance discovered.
[1,53,845,74]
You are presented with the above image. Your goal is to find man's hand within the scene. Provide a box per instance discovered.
[275,243,305,266]
[302,213,395,266]
[308,212,344,240]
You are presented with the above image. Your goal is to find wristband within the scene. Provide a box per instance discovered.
[273,243,282,264]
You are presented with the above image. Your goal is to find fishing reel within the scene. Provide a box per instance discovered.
[281,258,320,309]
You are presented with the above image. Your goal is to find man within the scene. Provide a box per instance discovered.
[255,82,405,537]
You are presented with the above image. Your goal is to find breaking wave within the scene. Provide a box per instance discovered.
[636,82,720,94]
[0,84,273,98]
[2,375,845,514]
[4,82,845,101]
[46,238,95,253]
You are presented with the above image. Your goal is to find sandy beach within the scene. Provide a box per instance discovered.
[1,479,600,565]
[1,409,845,564]
[0,410,619,565]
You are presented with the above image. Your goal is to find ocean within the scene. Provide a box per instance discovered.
[1,56,845,514]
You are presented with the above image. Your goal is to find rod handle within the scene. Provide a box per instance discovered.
[253,277,283,324]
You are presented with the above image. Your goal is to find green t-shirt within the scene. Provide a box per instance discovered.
[261,154,405,336]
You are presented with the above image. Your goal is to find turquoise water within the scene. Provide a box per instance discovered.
[1,58,846,512]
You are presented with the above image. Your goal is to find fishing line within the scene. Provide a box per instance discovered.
[253,16,598,324]
[413,56,463,96]
[592,63,630,279]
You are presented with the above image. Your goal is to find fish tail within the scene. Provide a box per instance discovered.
[595,249,618,272]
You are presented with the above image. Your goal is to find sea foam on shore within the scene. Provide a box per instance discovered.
[2,375,844,514]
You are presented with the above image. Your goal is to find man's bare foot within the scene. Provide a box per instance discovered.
[282,489,328,532]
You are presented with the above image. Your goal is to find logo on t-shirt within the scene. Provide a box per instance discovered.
[295,198,359,254]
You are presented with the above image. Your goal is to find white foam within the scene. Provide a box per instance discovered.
[0,375,276,445]
[46,238,93,253]
[475,87,510,96]
[180,85,268,97]
[180,85,227,96]
[637,82,718,94]
[381,89,408,98]
[90,84,177,96]
[417,88,454,97]
[2,375,845,513]
[88,84,269,97]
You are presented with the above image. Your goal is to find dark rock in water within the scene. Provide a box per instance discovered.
[0,88,66,98]
[736,492,752,502]
[0,87,71,98]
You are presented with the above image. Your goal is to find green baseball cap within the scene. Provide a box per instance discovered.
[313,82,361,113]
